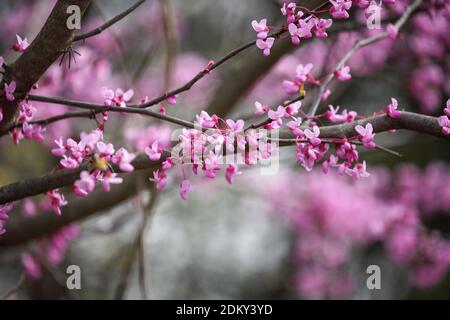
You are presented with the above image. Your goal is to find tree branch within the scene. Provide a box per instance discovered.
[0,0,92,132]
[73,0,147,42]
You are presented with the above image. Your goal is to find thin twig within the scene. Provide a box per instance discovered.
[73,0,147,42]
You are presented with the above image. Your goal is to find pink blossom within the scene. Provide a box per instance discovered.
[18,100,36,121]
[162,158,173,170]
[288,19,314,45]
[150,170,167,190]
[167,95,177,105]
[254,101,269,115]
[349,161,370,178]
[355,123,376,148]
[73,171,96,197]
[304,126,321,146]
[326,105,345,123]
[100,171,123,192]
[12,34,29,52]
[60,155,79,169]
[102,87,134,108]
[387,23,398,40]
[0,204,13,223]
[145,141,163,161]
[285,101,302,116]
[226,119,244,132]
[256,37,275,56]
[4,80,16,101]
[386,97,401,118]
[321,88,331,101]
[0,56,4,66]
[444,99,450,117]
[46,189,68,216]
[11,128,23,145]
[313,18,333,38]
[112,147,136,172]
[96,141,115,158]
[251,19,269,39]
[195,111,218,128]
[21,253,42,279]
[22,122,45,141]
[225,164,242,184]
[287,118,304,137]
[268,105,287,122]
[296,63,313,83]
[334,65,352,81]
[179,179,192,200]
[329,0,352,19]
[438,116,450,135]
[281,3,298,24]
[0,107,3,122]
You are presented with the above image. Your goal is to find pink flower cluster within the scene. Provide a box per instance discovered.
[252,2,336,57]
[264,162,450,298]
[21,224,79,279]
[51,129,135,208]
[438,99,450,136]
[0,204,13,235]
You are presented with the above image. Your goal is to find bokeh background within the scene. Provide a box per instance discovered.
[0,0,449,299]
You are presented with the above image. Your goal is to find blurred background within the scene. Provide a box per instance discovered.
[0,0,449,299]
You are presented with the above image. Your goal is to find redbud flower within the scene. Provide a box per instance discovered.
[150,170,167,190]
[102,87,133,108]
[226,119,245,132]
[386,97,401,118]
[145,141,163,161]
[96,142,115,158]
[112,147,136,172]
[285,101,302,116]
[60,155,79,169]
[46,189,68,216]
[330,0,352,19]
[100,171,123,192]
[438,116,450,135]
[195,111,218,128]
[350,161,370,179]
[73,171,96,197]
[256,37,275,56]
[321,88,331,101]
[287,118,304,137]
[0,56,4,66]
[268,105,287,122]
[22,122,45,141]
[313,18,333,38]
[179,179,192,201]
[0,204,12,235]
[326,105,344,123]
[0,107,3,123]
[21,253,42,279]
[162,157,173,170]
[12,34,29,52]
[251,19,269,40]
[18,101,36,122]
[167,95,177,105]
[355,123,376,148]
[255,101,269,115]
[387,24,398,40]
[225,164,242,184]
[444,99,450,117]
[4,81,16,101]
[304,126,321,146]
[334,65,352,81]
